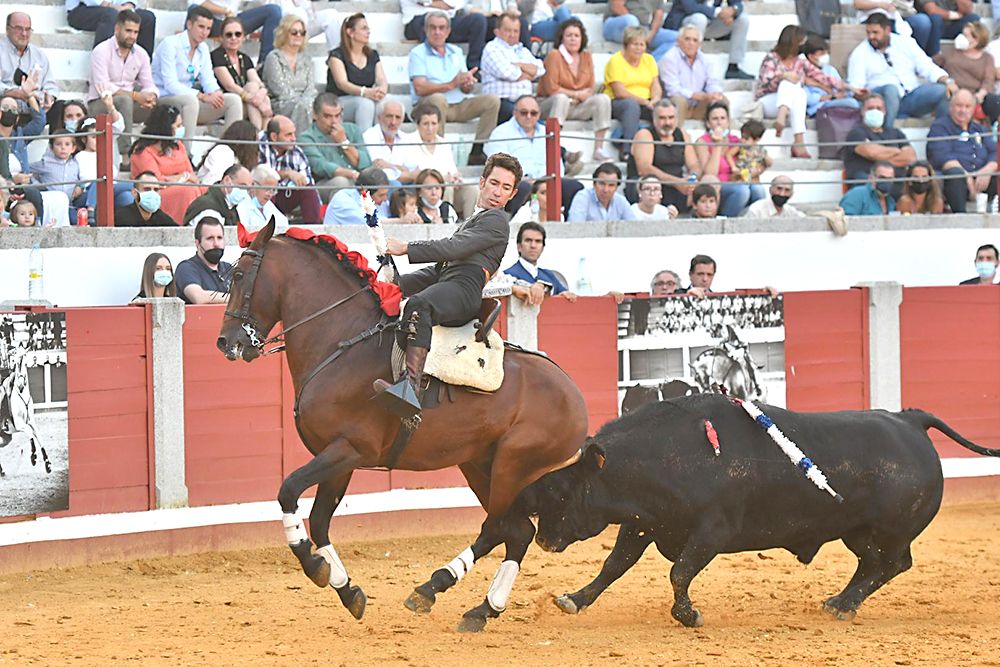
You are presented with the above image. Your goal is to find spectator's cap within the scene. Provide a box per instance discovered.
[863,13,892,27]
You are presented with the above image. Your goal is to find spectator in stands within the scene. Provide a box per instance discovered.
[211,17,273,131]
[695,101,761,217]
[528,178,556,222]
[933,21,1000,123]
[927,88,997,212]
[29,130,83,221]
[604,26,663,162]
[195,0,281,64]
[604,0,677,61]
[363,99,417,186]
[196,119,259,185]
[401,0,489,71]
[301,93,371,202]
[854,0,938,57]
[484,94,582,219]
[6,199,38,227]
[726,119,770,187]
[116,170,178,227]
[840,160,897,215]
[184,163,252,226]
[133,253,176,301]
[67,1,155,57]
[847,13,955,129]
[151,6,242,145]
[279,0,340,52]
[174,218,232,304]
[0,95,44,221]
[959,243,999,284]
[399,102,476,217]
[1,12,58,114]
[650,269,680,296]
[658,24,726,124]
[129,104,206,224]
[538,19,613,162]
[842,93,915,188]
[757,25,849,159]
[415,168,461,224]
[52,100,88,135]
[87,10,158,159]
[801,34,862,117]
[504,221,575,304]
[258,114,322,223]
[323,166,394,226]
[895,160,945,214]
[918,0,980,48]
[682,253,716,296]
[528,0,578,43]
[326,14,388,133]
[664,0,754,80]
[481,12,546,123]
[626,99,698,212]
[408,11,500,167]
[631,174,679,220]
[235,163,289,233]
[685,182,720,219]
[389,189,420,224]
[262,15,315,132]
[77,115,134,211]
[745,175,805,218]
[567,163,635,222]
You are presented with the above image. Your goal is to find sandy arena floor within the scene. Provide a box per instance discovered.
[1,503,999,666]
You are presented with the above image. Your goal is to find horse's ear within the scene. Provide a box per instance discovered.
[250,217,277,249]
[583,443,606,472]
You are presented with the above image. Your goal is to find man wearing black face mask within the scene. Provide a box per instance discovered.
[173,218,232,304]
[746,175,805,218]
[840,160,897,215]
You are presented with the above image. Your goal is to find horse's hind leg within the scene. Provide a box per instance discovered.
[30,433,50,473]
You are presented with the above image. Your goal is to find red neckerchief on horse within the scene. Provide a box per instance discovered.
[238,223,402,317]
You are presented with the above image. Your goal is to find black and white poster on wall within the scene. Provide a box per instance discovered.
[0,312,68,518]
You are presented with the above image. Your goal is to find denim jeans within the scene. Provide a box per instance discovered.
[872,83,947,129]
[719,182,762,217]
[530,6,576,42]
[84,182,134,209]
[903,13,940,56]
[603,15,678,60]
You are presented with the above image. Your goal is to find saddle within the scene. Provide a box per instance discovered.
[392,299,505,393]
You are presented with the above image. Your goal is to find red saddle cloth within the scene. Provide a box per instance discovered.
[238,223,402,317]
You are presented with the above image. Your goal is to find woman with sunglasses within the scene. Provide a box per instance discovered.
[129,104,205,224]
[326,13,388,131]
[262,15,315,132]
[211,16,273,130]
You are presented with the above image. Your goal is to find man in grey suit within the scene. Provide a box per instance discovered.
[374,153,523,421]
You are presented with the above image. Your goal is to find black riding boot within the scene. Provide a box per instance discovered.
[372,345,429,421]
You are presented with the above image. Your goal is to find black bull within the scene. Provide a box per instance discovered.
[521,394,1000,627]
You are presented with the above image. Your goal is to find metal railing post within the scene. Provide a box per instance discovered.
[95,113,115,227]
[545,117,562,222]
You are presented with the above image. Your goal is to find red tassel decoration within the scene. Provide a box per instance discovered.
[704,419,721,457]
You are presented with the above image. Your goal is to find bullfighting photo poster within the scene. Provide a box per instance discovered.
[0,311,69,518]
[617,294,785,415]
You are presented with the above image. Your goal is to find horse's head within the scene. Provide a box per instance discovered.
[217,219,280,363]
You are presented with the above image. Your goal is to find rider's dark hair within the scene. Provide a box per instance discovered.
[482,152,523,187]
[516,221,545,245]
[689,254,716,273]
[195,217,224,241]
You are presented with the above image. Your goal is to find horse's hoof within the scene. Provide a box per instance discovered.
[403,589,435,614]
[344,586,367,620]
[673,606,704,628]
[690,609,704,627]
[554,594,579,614]
[305,559,332,588]
[456,615,488,633]
[822,599,856,621]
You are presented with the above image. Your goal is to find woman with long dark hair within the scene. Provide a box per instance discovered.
[129,104,205,224]
[326,13,388,131]
[896,161,945,214]
[197,119,259,184]
[132,252,177,302]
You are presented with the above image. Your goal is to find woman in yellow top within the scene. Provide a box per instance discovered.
[603,26,662,161]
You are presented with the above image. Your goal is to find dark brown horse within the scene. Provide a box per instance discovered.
[216,220,589,632]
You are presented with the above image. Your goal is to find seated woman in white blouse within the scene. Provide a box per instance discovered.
[196,120,260,185]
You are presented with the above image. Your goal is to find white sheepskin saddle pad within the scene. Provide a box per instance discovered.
[393,321,505,392]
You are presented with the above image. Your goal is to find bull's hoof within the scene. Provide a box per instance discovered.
[456,615,488,633]
[339,585,367,620]
[404,589,435,614]
[554,594,580,614]
[304,558,332,588]
[823,600,856,621]
[672,606,704,628]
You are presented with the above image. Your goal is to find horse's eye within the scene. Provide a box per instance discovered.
[233,271,244,282]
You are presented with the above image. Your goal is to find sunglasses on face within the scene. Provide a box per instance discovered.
[516,109,540,117]
[224,31,243,38]
[288,29,305,37]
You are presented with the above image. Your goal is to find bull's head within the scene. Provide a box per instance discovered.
[217,219,280,363]
[529,443,610,553]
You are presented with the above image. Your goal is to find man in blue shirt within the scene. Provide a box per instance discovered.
[926,89,998,213]
[503,222,576,304]
[567,163,636,222]
[484,94,582,219]
[840,161,897,216]
[66,0,156,56]
[150,5,242,147]
[324,167,393,226]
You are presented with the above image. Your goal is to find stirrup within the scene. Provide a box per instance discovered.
[372,377,422,420]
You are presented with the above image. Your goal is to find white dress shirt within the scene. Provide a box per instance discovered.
[847,32,948,95]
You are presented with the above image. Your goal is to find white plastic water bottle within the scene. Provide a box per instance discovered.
[575,257,593,296]
[28,243,43,300]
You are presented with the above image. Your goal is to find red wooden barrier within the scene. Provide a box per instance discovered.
[783,289,869,412]
[900,286,1000,457]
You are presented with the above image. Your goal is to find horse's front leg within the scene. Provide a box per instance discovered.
[306,476,367,620]
[278,440,364,617]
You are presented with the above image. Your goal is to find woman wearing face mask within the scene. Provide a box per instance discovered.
[933,22,1000,124]
[414,168,460,225]
[132,253,177,302]
[695,101,762,217]
[801,35,864,116]
[129,104,205,225]
[58,100,88,135]
[896,161,945,214]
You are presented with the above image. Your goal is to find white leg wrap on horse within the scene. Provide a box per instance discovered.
[486,560,520,613]
[316,544,350,589]
[282,513,307,545]
[445,547,475,583]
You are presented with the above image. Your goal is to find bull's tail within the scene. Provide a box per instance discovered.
[901,409,1000,456]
